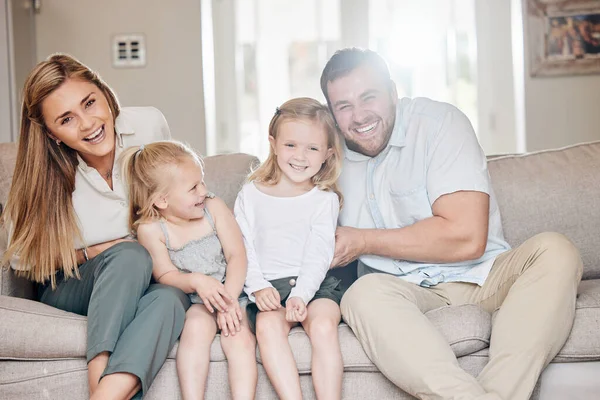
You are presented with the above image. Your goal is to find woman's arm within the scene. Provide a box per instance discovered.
[207,197,247,299]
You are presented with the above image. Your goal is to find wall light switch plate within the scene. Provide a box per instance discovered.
[112,34,146,68]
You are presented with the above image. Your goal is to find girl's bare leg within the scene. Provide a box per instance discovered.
[301,299,343,400]
[220,316,258,399]
[256,309,301,400]
[177,305,218,400]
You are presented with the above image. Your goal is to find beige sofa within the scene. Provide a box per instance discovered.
[1,140,599,399]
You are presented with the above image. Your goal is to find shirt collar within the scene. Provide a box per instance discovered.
[77,111,135,170]
[343,100,405,162]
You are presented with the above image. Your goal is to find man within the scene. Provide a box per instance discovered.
[321,48,582,400]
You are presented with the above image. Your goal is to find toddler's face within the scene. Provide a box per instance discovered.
[163,158,209,221]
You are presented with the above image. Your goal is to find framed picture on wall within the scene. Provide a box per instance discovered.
[527,0,600,77]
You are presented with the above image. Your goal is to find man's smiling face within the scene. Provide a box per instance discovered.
[326,64,397,157]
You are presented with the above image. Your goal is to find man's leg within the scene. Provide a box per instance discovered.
[442,232,583,399]
[341,273,497,399]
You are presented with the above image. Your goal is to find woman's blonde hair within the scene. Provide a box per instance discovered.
[1,53,120,287]
[120,140,203,232]
[248,97,343,206]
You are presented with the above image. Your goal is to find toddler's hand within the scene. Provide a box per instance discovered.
[285,297,307,322]
[254,287,281,312]
[192,274,233,313]
[217,301,243,337]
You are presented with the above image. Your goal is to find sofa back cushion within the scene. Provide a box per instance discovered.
[488,141,600,280]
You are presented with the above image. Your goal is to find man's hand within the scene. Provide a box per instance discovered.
[217,301,243,337]
[254,287,282,311]
[331,226,367,268]
[285,297,307,322]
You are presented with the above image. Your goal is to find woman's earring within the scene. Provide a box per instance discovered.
[55,139,61,146]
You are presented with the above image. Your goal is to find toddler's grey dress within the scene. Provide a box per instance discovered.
[158,193,231,304]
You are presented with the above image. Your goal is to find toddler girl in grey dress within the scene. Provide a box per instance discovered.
[121,140,257,400]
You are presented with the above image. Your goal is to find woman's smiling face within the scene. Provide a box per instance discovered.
[42,78,116,167]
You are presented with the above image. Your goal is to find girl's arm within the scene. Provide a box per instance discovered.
[137,222,231,312]
[233,188,273,302]
[206,197,247,299]
[290,193,339,305]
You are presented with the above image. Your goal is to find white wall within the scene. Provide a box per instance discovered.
[475,0,519,155]
[35,0,207,154]
[520,0,600,151]
[0,0,14,142]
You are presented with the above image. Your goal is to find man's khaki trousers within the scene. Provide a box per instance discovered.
[341,232,583,400]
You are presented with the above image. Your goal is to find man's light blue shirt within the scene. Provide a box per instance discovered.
[338,97,511,287]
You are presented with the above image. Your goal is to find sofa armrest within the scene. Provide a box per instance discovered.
[1,267,36,300]
[0,295,87,359]
[1,228,36,300]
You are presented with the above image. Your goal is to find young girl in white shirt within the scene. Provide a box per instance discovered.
[120,141,257,400]
[234,97,345,399]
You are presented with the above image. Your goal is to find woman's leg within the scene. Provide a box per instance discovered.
[301,299,343,400]
[256,309,301,400]
[88,352,110,394]
[220,314,257,399]
[39,242,153,396]
[96,284,189,398]
[177,304,218,400]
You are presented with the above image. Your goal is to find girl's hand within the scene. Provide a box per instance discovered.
[192,274,233,313]
[254,287,282,312]
[286,297,307,322]
[217,301,243,337]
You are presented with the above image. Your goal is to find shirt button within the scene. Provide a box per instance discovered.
[289,278,296,287]
[369,193,375,200]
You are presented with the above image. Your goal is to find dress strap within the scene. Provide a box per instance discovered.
[204,192,217,232]
[158,219,171,248]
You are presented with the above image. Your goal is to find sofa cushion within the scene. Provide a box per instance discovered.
[488,141,600,280]
[554,279,600,362]
[0,295,87,359]
[252,304,491,373]
[203,153,259,210]
[1,294,491,367]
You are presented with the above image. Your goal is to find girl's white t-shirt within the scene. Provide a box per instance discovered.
[234,182,339,305]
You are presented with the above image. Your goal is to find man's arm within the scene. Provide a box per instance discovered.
[333,104,491,268]
[332,190,489,267]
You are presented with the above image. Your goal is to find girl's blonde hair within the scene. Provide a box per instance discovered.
[1,53,120,287]
[120,140,203,232]
[248,97,343,206]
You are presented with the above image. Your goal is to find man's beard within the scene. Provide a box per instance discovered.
[345,116,395,157]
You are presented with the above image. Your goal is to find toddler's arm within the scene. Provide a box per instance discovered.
[207,196,247,298]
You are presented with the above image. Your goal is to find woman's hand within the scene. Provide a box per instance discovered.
[285,297,307,322]
[253,287,282,312]
[217,301,243,337]
[192,274,234,313]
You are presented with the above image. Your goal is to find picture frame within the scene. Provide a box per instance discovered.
[527,0,600,77]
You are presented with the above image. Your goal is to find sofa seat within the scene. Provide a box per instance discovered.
[553,279,600,362]
[0,293,491,365]
[4,278,600,368]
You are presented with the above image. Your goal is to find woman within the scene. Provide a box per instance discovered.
[1,54,190,399]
